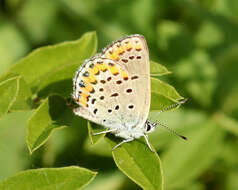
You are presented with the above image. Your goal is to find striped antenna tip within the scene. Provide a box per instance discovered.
[179,98,188,104]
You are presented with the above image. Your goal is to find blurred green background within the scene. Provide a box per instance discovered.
[1,0,238,189]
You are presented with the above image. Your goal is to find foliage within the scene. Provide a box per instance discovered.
[0,0,238,189]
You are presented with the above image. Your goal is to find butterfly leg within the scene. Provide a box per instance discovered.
[93,129,117,135]
[112,138,134,150]
[143,134,154,152]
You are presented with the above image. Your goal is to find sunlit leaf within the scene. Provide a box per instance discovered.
[106,135,163,190]
[151,77,183,111]
[0,166,97,190]
[0,77,18,119]
[10,76,32,111]
[37,63,80,98]
[9,32,97,93]
[150,61,171,76]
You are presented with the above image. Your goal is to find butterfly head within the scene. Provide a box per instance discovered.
[144,120,157,134]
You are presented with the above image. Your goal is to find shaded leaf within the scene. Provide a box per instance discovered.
[84,171,126,190]
[84,136,111,157]
[8,32,97,92]
[26,95,74,153]
[37,63,80,98]
[106,134,163,190]
[0,166,97,190]
[87,122,105,145]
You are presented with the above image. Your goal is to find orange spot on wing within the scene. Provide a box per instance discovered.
[89,67,99,75]
[120,69,129,80]
[84,74,97,84]
[79,96,88,107]
[80,92,89,99]
[117,46,124,55]
[126,42,132,51]
[135,44,142,51]
[83,79,94,92]
[96,63,107,72]
[108,64,119,75]
[80,87,89,94]
[109,52,119,61]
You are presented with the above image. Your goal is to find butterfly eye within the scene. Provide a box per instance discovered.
[146,124,151,132]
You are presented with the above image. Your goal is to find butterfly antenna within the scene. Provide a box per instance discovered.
[155,120,187,141]
[157,98,188,115]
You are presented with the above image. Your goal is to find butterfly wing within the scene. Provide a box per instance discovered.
[101,34,150,128]
[73,57,131,130]
[73,34,150,131]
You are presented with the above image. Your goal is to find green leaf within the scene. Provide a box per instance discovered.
[0,73,32,118]
[162,120,224,189]
[150,77,183,111]
[8,32,97,92]
[0,166,97,190]
[151,78,183,101]
[26,95,74,153]
[150,61,171,76]
[9,76,32,111]
[106,135,163,190]
[0,76,19,119]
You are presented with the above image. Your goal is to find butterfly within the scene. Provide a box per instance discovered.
[72,34,186,151]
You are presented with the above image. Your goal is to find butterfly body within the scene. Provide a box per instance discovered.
[73,34,156,150]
